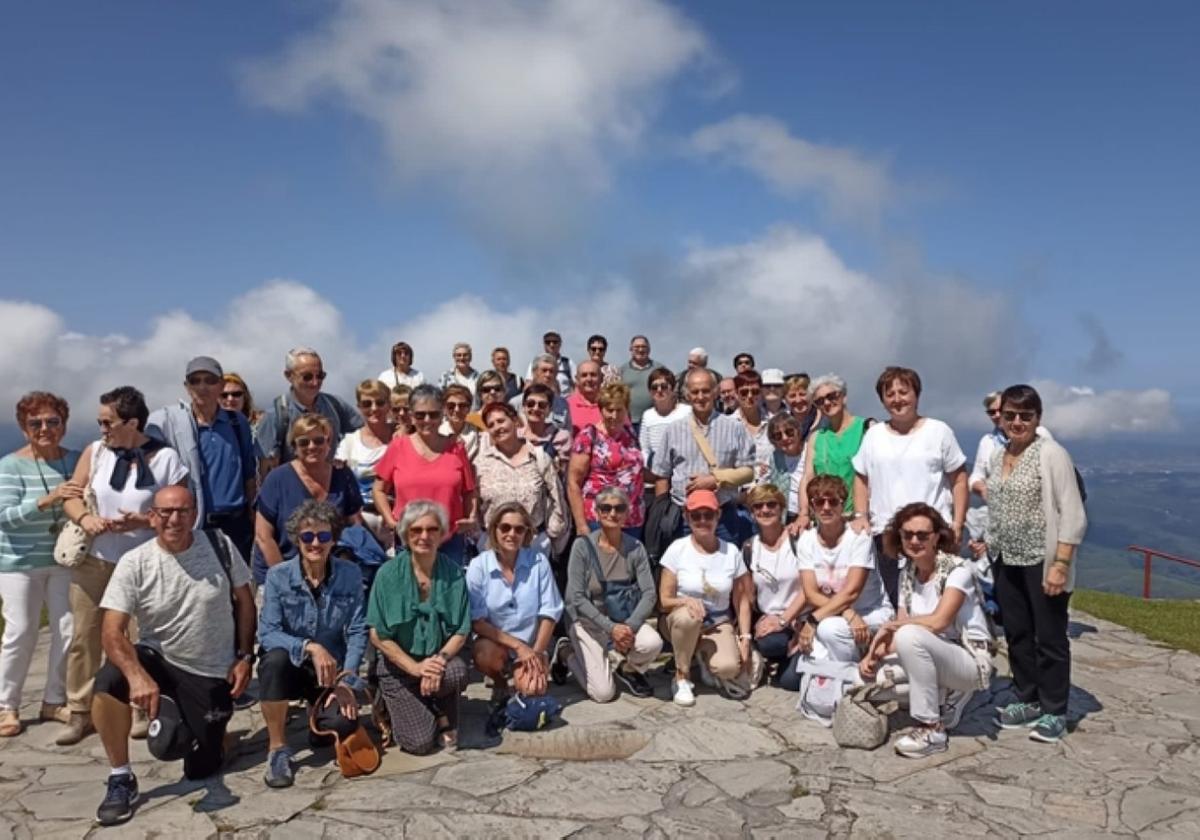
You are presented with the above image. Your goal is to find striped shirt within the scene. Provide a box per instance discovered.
[0,450,81,572]
[651,412,755,506]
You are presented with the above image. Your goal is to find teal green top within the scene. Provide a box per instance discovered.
[366,550,471,658]
[811,417,867,513]
[0,450,81,572]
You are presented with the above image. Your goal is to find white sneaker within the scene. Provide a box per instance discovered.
[672,679,696,707]
[894,726,948,758]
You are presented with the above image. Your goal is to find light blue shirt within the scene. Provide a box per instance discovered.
[466,548,563,645]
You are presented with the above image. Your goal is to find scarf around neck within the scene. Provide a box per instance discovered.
[108,437,165,491]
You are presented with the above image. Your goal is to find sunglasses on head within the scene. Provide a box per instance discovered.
[299,530,334,545]
[1001,410,1037,423]
[27,417,63,430]
[296,371,327,383]
[597,503,628,515]
[294,436,328,449]
[497,522,528,536]
[220,391,244,400]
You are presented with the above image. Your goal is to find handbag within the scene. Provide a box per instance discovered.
[53,443,102,569]
[309,672,382,778]
[832,680,900,750]
[582,537,640,624]
[505,692,562,732]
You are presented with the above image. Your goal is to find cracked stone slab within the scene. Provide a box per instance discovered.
[696,759,796,804]
[1121,785,1200,833]
[92,800,219,839]
[494,761,680,819]
[632,717,785,761]
[404,812,582,839]
[431,755,541,796]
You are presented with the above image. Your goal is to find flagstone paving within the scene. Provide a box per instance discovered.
[1,611,1197,838]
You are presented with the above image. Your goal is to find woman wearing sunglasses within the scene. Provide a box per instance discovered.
[373,385,479,569]
[517,383,572,470]
[368,500,471,756]
[658,489,753,706]
[742,485,805,685]
[796,374,871,532]
[985,385,1086,744]
[438,383,480,463]
[257,500,368,788]
[0,392,81,738]
[567,382,644,540]
[763,413,806,521]
[467,502,563,734]
[466,371,508,430]
[219,373,263,426]
[255,414,363,588]
[335,381,396,551]
[637,367,690,475]
[860,503,994,758]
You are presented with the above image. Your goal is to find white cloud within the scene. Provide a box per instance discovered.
[1030,380,1177,440]
[238,0,714,245]
[689,114,895,222]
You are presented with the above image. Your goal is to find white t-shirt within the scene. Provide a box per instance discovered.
[639,404,691,471]
[88,442,189,563]
[101,532,251,678]
[335,429,388,503]
[906,565,990,642]
[746,536,802,616]
[796,528,889,617]
[851,418,966,534]
[660,537,747,619]
[377,367,425,389]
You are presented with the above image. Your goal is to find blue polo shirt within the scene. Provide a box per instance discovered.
[198,411,257,514]
[465,548,563,645]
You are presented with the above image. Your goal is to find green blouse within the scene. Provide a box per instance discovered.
[366,550,471,657]
[812,416,868,512]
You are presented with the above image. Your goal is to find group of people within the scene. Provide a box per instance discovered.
[0,332,1087,827]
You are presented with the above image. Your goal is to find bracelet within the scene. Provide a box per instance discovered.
[738,634,751,640]
[850,511,868,520]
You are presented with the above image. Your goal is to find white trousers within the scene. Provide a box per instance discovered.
[567,621,663,703]
[0,566,73,710]
[815,603,895,662]
[893,624,981,723]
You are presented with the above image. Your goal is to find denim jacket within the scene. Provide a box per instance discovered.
[258,557,367,674]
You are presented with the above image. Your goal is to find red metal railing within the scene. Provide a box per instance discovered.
[1128,545,1200,599]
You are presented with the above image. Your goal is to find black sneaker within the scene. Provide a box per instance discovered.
[550,637,571,686]
[484,700,508,739]
[96,772,139,826]
[232,691,257,710]
[614,667,654,699]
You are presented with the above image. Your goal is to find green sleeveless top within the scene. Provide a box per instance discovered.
[811,416,868,511]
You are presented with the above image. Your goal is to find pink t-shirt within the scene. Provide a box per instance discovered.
[376,436,476,542]
[567,392,602,437]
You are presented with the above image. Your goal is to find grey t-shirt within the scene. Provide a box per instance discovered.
[101,533,251,678]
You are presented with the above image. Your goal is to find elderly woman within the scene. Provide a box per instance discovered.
[368,500,471,755]
[491,348,525,402]
[438,342,481,398]
[796,374,869,530]
[559,486,661,701]
[439,383,480,462]
[860,503,994,758]
[220,373,263,426]
[986,385,1086,743]
[476,403,567,555]
[335,380,395,550]
[658,490,752,706]
[373,385,478,568]
[389,385,414,435]
[467,502,563,734]
[567,382,644,539]
[379,341,425,389]
[467,371,507,430]
[637,367,690,475]
[742,485,805,683]
[851,367,967,609]
[784,374,821,438]
[258,500,367,788]
[790,476,893,678]
[0,392,81,737]
[518,384,571,469]
[764,413,805,519]
[255,414,363,587]
[58,386,188,745]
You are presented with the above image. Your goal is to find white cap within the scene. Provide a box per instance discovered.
[761,368,785,385]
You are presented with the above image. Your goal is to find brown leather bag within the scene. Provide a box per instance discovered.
[308,672,382,778]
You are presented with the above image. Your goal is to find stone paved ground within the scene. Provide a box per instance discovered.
[2,611,1199,839]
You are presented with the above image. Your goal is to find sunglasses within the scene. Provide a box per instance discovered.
[738,387,761,397]
[545,339,561,346]
[597,503,628,515]
[497,522,528,536]
[813,392,841,406]
[901,529,934,543]
[152,506,194,519]
[359,399,386,409]
[588,345,606,352]
[187,375,220,387]
[1001,410,1037,423]
[986,408,1001,417]
[524,400,549,411]
[299,530,334,544]
[688,509,717,522]
[810,496,841,509]
[220,391,245,400]
[649,382,672,392]
[445,401,470,412]
[408,525,441,536]
[296,371,327,383]
[27,417,63,430]
[751,500,780,511]
[294,436,328,449]
[480,385,503,394]
[769,428,798,441]
[412,410,440,420]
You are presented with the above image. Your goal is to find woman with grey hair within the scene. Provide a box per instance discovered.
[557,486,662,701]
[367,499,471,754]
[257,499,368,788]
[795,374,872,531]
[438,342,481,398]
[969,390,1006,502]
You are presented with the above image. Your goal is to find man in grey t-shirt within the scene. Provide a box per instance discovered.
[91,486,255,827]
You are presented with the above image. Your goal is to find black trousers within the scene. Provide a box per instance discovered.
[994,559,1071,716]
[207,509,255,566]
[873,535,900,611]
[256,648,323,704]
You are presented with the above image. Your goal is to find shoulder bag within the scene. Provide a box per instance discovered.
[53,443,102,568]
[832,680,901,750]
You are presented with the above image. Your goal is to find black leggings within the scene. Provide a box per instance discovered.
[994,559,1071,715]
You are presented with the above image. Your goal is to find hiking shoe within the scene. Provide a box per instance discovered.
[941,689,971,731]
[264,748,295,789]
[995,701,1042,729]
[1029,714,1067,744]
[550,637,571,686]
[671,678,695,707]
[615,668,653,699]
[894,726,948,758]
[96,772,139,826]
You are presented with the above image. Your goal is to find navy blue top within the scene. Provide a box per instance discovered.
[199,411,257,513]
[253,464,363,584]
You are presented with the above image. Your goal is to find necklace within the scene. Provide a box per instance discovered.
[32,452,68,535]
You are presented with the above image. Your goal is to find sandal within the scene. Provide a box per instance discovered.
[440,729,458,751]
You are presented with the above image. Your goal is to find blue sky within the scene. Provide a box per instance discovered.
[1,1,1196,435]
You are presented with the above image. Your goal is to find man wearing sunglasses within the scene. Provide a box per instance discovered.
[524,331,574,396]
[255,347,362,472]
[147,357,258,562]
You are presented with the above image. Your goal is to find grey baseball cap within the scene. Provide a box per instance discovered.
[185,356,224,378]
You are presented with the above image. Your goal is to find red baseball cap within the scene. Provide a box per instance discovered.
[684,489,719,511]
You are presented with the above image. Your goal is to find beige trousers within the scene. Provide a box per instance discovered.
[65,556,116,713]
[566,621,663,703]
[661,607,742,680]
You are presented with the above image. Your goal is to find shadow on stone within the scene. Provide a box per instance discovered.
[1069,620,1098,639]
[190,776,240,813]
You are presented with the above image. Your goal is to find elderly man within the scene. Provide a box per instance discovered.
[526,331,574,395]
[619,335,658,435]
[566,360,604,436]
[439,342,482,397]
[255,347,362,470]
[91,487,255,826]
[717,377,739,415]
[652,368,755,545]
[511,353,572,431]
[676,347,722,404]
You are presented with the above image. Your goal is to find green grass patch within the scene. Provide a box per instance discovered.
[1073,589,1200,655]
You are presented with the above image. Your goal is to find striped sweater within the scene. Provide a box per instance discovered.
[0,450,81,572]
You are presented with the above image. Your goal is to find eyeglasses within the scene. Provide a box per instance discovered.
[588,345,605,352]
[296,371,327,383]
[187,375,220,387]
[220,391,244,400]
[810,496,841,509]
[152,506,194,519]
[649,382,672,393]
[688,388,714,398]
[408,525,441,536]
[901,528,934,543]
[480,385,503,394]
[597,503,628,515]
[97,418,127,430]
[738,387,761,397]
[299,530,334,544]
[813,392,842,407]
[359,399,386,409]
[26,417,63,430]
[445,401,470,412]
[986,408,1001,417]
[497,522,528,536]
[769,428,797,441]
[544,339,561,346]
[412,410,439,421]
[751,500,780,512]
[524,400,549,411]
[294,436,328,449]
[1001,410,1037,423]
[688,509,717,522]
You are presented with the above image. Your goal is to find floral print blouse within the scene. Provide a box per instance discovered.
[571,423,645,526]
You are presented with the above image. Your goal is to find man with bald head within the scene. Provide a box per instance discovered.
[90,487,255,826]
[566,360,604,436]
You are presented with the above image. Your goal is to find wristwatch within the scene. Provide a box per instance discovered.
[236,650,256,665]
